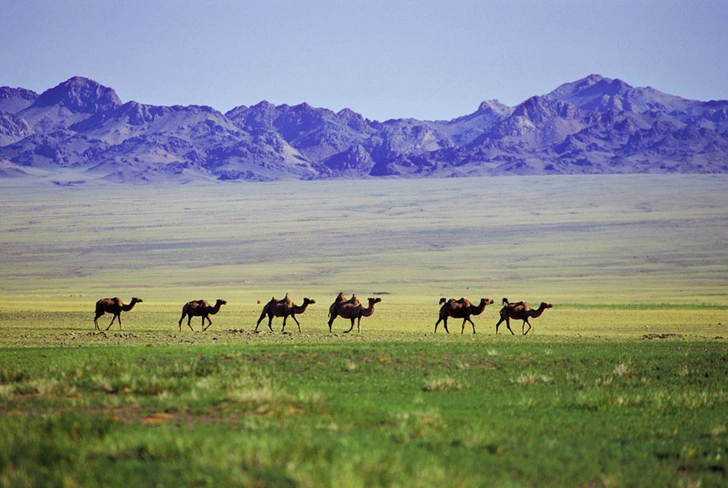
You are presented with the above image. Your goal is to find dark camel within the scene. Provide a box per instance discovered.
[327,293,381,333]
[496,298,553,335]
[255,293,316,332]
[178,299,227,331]
[326,292,360,332]
[93,297,142,331]
[434,297,494,334]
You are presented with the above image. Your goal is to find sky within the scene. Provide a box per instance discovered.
[2,0,727,122]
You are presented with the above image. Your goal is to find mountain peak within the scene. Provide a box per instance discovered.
[477,99,510,114]
[32,76,122,113]
[547,74,692,114]
[0,86,38,113]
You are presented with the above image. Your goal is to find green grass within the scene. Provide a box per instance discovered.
[1,339,727,487]
[1,174,727,486]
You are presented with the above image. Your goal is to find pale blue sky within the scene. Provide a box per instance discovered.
[2,0,727,121]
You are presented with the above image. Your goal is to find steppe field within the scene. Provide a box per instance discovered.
[1,174,727,487]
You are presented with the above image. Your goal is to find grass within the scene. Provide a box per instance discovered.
[0,338,727,486]
[1,174,727,486]
[1,174,727,308]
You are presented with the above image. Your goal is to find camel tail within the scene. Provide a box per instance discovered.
[502,298,509,305]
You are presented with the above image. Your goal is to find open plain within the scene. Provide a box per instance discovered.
[1,175,727,487]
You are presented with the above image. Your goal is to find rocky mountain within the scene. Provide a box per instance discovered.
[1,74,726,183]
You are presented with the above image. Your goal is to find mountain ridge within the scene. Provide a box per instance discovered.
[1,75,727,183]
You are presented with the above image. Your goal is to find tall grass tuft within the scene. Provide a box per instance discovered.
[422,377,467,392]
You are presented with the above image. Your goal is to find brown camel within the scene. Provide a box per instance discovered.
[93,297,142,331]
[496,298,553,335]
[326,292,360,332]
[255,293,316,332]
[434,297,494,334]
[327,293,380,333]
[178,299,227,331]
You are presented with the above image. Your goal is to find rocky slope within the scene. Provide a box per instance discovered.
[1,74,726,182]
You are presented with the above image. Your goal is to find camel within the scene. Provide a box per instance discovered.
[327,292,359,324]
[255,293,316,332]
[327,293,380,333]
[496,298,553,335]
[93,297,143,331]
[178,299,227,331]
[434,297,494,334]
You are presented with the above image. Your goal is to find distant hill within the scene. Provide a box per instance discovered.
[1,74,727,183]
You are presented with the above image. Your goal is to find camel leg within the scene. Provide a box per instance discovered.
[187,315,194,332]
[291,315,301,333]
[203,316,213,332]
[467,317,477,334]
[327,315,336,333]
[255,311,267,331]
[523,320,532,336]
[495,316,504,334]
[267,316,274,333]
[357,316,362,333]
[281,314,299,333]
[436,316,450,334]
[504,317,514,335]
[105,314,118,331]
[343,318,355,334]
[94,316,101,330]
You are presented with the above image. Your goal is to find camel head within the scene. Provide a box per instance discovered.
[132,297,143,303]
[541,302,553,309]
[303,298,316,305]
[215,299,227,306]
[367,297,382,306]
[481,298,495,306]
[502,297,509,305]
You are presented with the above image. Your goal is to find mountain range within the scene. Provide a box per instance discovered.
[1,75,727,183]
